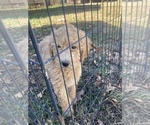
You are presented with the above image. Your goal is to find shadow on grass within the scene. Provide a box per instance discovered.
[29,4,101,19]
[0,9,27,19]
[28,13,122,124]
[30,19,121,44]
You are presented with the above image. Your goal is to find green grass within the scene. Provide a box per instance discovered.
[29,2,121,29]
[28,2,122,125]
[28,2,121,44]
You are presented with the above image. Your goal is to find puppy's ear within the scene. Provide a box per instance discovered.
[80,37,92,63]
[39,36,54,61]
[49,42,54,57]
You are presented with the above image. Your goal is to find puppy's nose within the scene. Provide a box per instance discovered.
[61,61,69,67]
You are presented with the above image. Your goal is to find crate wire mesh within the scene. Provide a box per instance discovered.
[0,0,149,124]
[29,0,122,124]
[122,0,150,124]
[0,0,28,124]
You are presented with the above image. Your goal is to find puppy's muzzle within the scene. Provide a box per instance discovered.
[61,60,69,67]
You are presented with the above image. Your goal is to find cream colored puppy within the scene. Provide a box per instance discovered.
[16,37,28,70]
[39,24,91,115]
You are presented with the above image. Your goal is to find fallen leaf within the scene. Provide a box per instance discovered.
[97,75,102,81]
[143,84,150,89]
[14,93,23,98]
[68,120,80,125]
[74,89,84,104]
[14,88,28,98]
[124,83,139,93]
[94,81,102,87]
[94,75,102,86]
[94,60,98,66]
[106,83,115,92]
[37,92,42,98]
[58,18,65,22]
[111,98,118,103]
[134,98,144,103]
[97,119,104,125]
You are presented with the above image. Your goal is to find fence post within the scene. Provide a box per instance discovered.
[0,19,27,77]
[144,14,150,73]
[28,21,65,125]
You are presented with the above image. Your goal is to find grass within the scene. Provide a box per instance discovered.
[0,0,149,124]
[28,48,122,125]
[123,87,150,124]
[28,2,122,125]
[29,2,121,41]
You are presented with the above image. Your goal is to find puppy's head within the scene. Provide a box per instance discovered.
[40,24,92,68]
[50,34,81,68]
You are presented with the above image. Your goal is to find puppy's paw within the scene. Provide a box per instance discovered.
[63,106,74,117]
[73,89,84,105]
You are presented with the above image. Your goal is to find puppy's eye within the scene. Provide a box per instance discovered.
[57,45,61,48]
[71,46,76,49]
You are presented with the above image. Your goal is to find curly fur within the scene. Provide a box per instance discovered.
[39,24,91,115]
[16,37,28,70]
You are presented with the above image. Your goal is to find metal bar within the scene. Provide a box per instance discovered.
[73,0,83,67]
[44,0,73,118]
[1,61,26,100]
[82,0,90,73]
[28,21,62,124]
[144,40,150,73]
[0,19,27,75]
[61,2,78,117]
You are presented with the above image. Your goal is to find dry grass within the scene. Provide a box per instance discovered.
[29,2,121,41]
[28,1,123,125]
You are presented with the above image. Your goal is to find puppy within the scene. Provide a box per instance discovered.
[16,37,28,70]
[39,24,91,115]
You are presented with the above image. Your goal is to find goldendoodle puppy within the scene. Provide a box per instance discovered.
[16,37,28,70]
[39,24,91,115]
